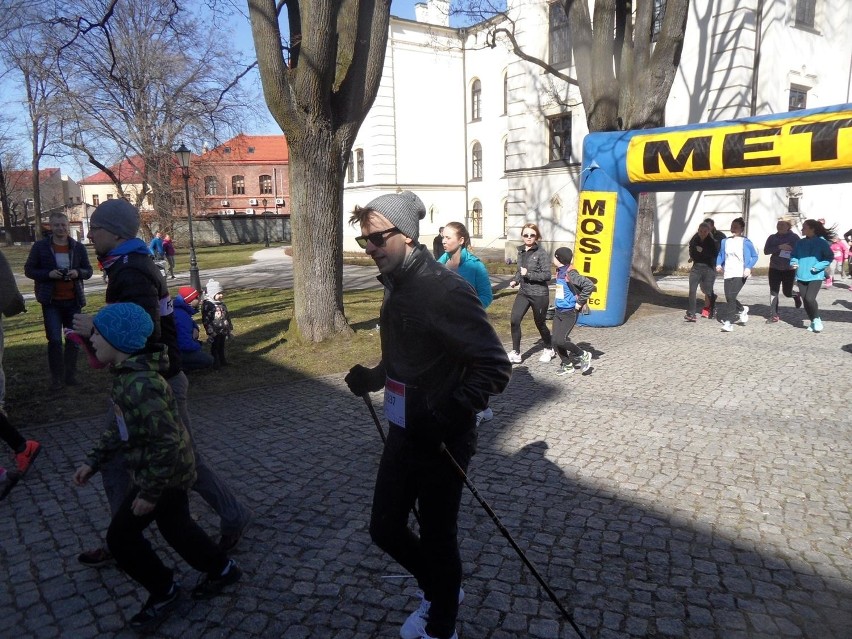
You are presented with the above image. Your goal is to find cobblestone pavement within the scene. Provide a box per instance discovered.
[1,274,850,639]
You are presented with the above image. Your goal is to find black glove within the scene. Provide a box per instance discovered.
[345,364,382,396]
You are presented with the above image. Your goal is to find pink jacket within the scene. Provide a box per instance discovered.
[830,240,849,262]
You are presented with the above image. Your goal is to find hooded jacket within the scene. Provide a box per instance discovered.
[790,235,834,282]
[102,238,182,378]
[85,346,196,503]
[438,247,493,308]
[173,295,202,353]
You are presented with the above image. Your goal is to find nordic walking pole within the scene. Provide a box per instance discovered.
[362,395,422,526]
[362,394,387,444]
[439,442,588,639]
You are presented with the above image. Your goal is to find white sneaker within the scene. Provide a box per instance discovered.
[400,589,464,639]
[579,350,592,373]
[538,348,556,362]
[721,321,733,332]
[475,407,493,424]
[739,306,749,324]
[507,350,522,364]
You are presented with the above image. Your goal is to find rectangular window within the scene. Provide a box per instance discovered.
[106,193,113,200]
[205,176,218,196]
[652,0,666,42]
[549,114,572,162]
[795,0,816,28]
[356,149,364,182]
[789,85,808,111]
[788,196,799,214]
[92,194,99,206]
[259,175,273,194]
[468,203,483,238]
[548,2,571,68]
[232,175,245,195]
[346,153,354,183]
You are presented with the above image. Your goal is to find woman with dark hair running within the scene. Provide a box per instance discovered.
[790,218,836,333]
[507,223,553,364]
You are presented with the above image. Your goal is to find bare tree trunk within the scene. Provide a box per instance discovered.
[288,131,352,342]
[631,192,658,288]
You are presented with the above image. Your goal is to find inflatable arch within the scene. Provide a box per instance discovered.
[574,103,852,327]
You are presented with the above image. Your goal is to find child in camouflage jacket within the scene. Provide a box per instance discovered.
[73,302,241,632]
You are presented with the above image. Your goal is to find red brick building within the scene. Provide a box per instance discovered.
[193,134,290,218]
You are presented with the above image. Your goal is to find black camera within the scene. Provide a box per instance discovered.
[58,268,71,281]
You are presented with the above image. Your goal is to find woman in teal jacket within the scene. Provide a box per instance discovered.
[790,218,836,333]
[437,222,493,308]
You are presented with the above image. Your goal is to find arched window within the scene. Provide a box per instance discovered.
[232,175,245,195]
[259,174,273,194]
[471,79,482,121]
[204,176,218,196]
[471,142,482,180]
[468,200,483,238]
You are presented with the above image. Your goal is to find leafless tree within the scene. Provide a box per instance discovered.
[248,0,392,341]
[457,0,690,288]
[48,0,258,232]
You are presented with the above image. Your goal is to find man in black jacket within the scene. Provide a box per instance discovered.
[345,191,512,639]
[72,199,251,567]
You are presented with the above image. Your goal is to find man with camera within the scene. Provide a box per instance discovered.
[24,211,93,390]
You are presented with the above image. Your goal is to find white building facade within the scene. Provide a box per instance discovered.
[343,0,852,266]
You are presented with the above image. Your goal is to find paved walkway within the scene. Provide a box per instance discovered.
[2,251,850,638]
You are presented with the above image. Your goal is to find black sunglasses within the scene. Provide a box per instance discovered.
[355,227,400,249]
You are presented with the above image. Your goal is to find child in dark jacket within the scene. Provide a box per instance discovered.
[551,248,596,375]
[73,303,241,632]
[201,279,233,368]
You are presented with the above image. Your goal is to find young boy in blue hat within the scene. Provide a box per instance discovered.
[72,302,241,631]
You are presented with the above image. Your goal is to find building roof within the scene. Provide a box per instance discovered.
[200,134,289,163]
[5,168,62,189]
[78,156,151,185]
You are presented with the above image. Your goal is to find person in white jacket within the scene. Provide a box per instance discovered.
[715,217,758,332]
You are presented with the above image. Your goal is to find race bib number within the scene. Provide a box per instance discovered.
[384,377,406,427]
[555,284,565,300]
[779,250,791,259]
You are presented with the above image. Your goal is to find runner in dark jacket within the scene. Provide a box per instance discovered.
[507,223,553,364]
[345,191,511,639]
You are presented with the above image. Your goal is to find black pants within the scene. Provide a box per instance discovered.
[797,279,822,321]
[510,292,551,352]
[768,268,797,316]
[210,336,227,366]
[552,309,583,363]
[107,487,227,597]
[0,411,25,454]
[370,424,476,639]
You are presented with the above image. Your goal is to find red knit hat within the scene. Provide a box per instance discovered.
[178,286,199,303]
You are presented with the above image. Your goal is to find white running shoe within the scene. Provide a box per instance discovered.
[476,407,493,423]
[739,306,749,324]
[507,350,522,364]
[579,350,592,373]
[400,589,464,639]
[538,348,556,363]
[721,321,733,332]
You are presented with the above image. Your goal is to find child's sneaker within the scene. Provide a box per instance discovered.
[766,315,780,323]
[579,350,593,373]
[129,582,180,631]
[191,559,242,600]
[538,348,556,363]
[555,362,573,376]
[721,321,733,332]
[700,307,710,318]
[684,312,697,322]
[811,317,823,333]
[507,350,522,364]
[738,306,749,324]
[15,440,41,475]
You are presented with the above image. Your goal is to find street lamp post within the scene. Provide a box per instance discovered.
[262,197,269,247]
[175,143,202,292]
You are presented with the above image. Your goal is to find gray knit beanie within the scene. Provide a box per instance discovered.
[364,191,426,242]
[90,199,140,239]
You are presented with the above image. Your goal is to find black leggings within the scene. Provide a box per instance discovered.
[797,280,822,320]
[510,292,551,352]
[552,310,583,363]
